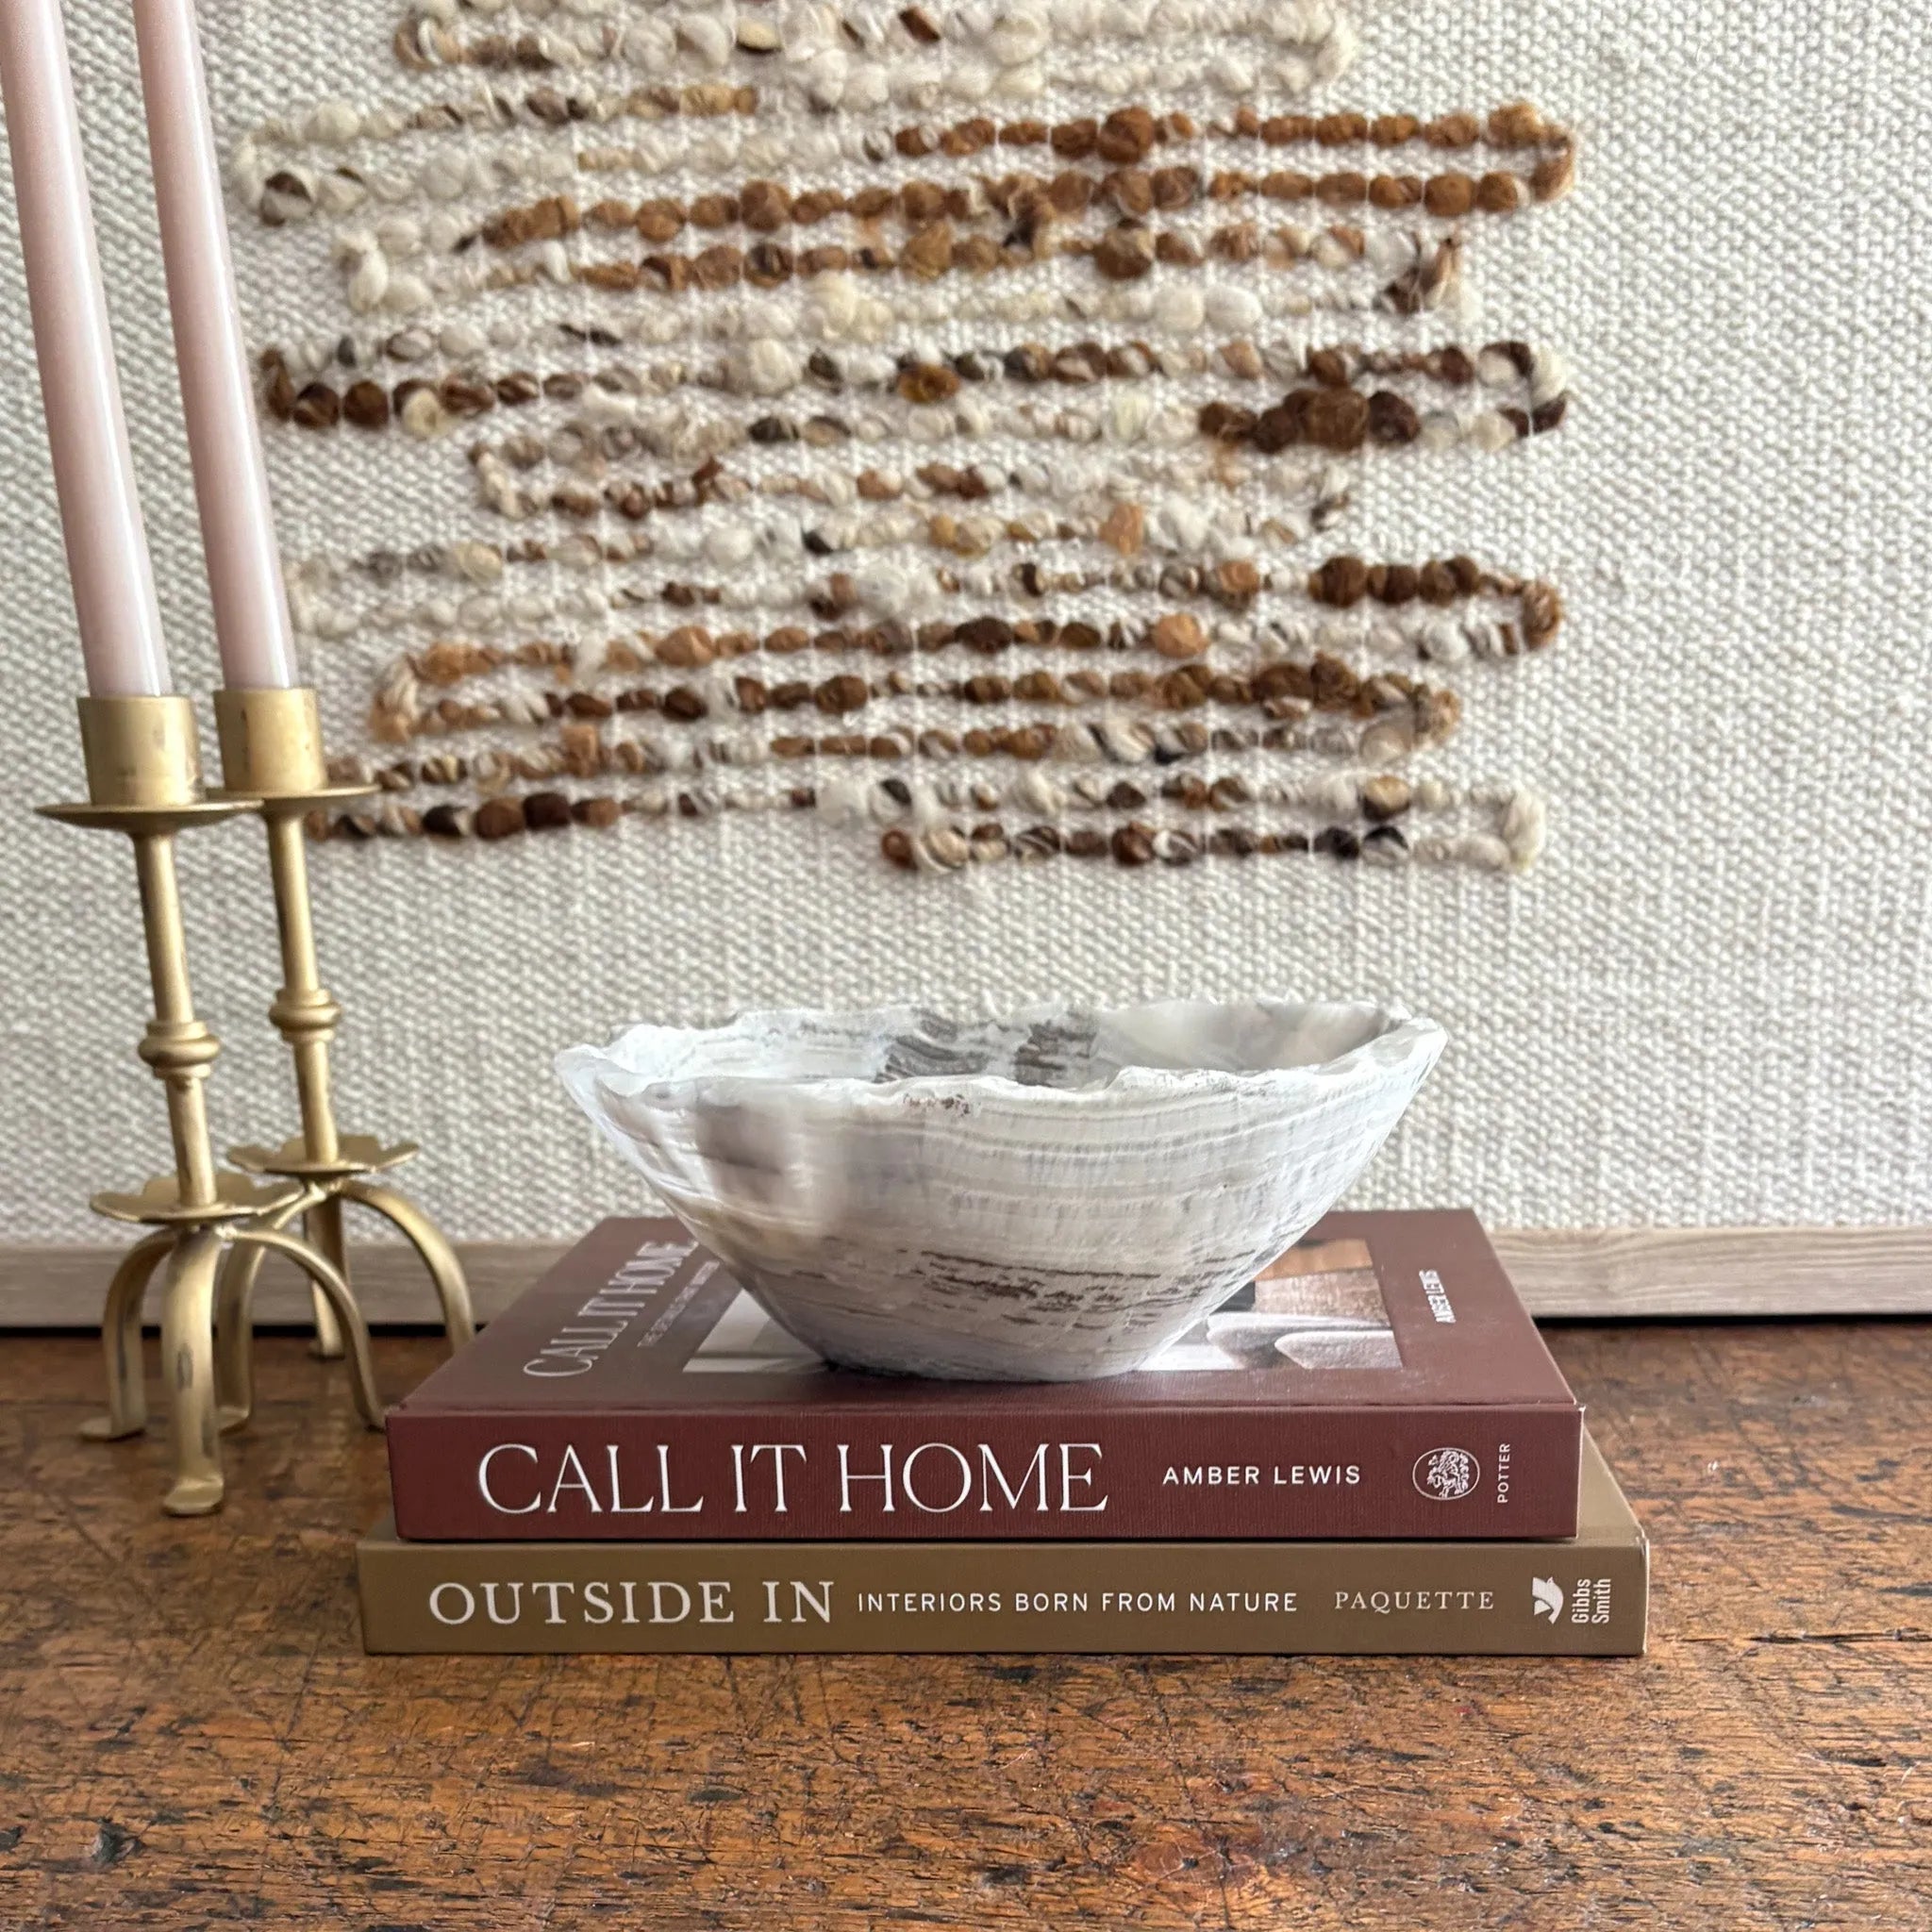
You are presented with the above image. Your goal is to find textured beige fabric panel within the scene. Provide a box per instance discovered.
[0,0,1926,1244]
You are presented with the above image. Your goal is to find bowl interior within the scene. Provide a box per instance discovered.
[601,998,1411,1096]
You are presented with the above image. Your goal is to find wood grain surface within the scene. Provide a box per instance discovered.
[1,1324,1927,1928]
[7,1223,1931,1325]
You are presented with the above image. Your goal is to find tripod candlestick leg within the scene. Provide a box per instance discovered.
[158,1230,225,1516]
[81,1229,173,1441]
[303,1194,348,1357]
[343,1179,476,1347]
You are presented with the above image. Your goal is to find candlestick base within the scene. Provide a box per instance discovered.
[213,1132,471,1422]
[212,684,475,1380]
[42,692,385,1516]
[78,1178,385,1514]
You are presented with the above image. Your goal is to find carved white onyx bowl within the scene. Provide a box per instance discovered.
[557,998,1444,1381]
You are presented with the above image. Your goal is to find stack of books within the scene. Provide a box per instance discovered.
[359,1211,1648,1656]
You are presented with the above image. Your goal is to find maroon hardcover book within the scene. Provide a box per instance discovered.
[388,1212,1582,1541]
[388,1213,1584,1545]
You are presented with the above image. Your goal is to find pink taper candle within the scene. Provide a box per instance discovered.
[0,0,171,695]
[132,0,296,690]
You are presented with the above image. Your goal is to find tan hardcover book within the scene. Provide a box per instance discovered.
[358,1435,1645,1657]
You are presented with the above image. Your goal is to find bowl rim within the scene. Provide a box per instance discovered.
[557,995,1445,1115]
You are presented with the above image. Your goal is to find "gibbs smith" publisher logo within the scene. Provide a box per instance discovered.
[1412,1446,1480,1500]
[1534,1575,1615,1624]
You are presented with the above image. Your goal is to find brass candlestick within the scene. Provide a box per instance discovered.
[40,692,381,1516]
[208,685,473,1429]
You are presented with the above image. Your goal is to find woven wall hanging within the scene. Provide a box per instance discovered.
[236,0,1574,876]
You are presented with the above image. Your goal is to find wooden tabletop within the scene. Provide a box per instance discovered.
[2,1323,1926,1928]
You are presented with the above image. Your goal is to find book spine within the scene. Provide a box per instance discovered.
[358,1531,1646,1656]
[387,1403,1582,1542]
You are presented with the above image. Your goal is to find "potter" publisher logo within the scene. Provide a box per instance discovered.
[1419,1269,1457,1322]
[1412,1446,1480,1500]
